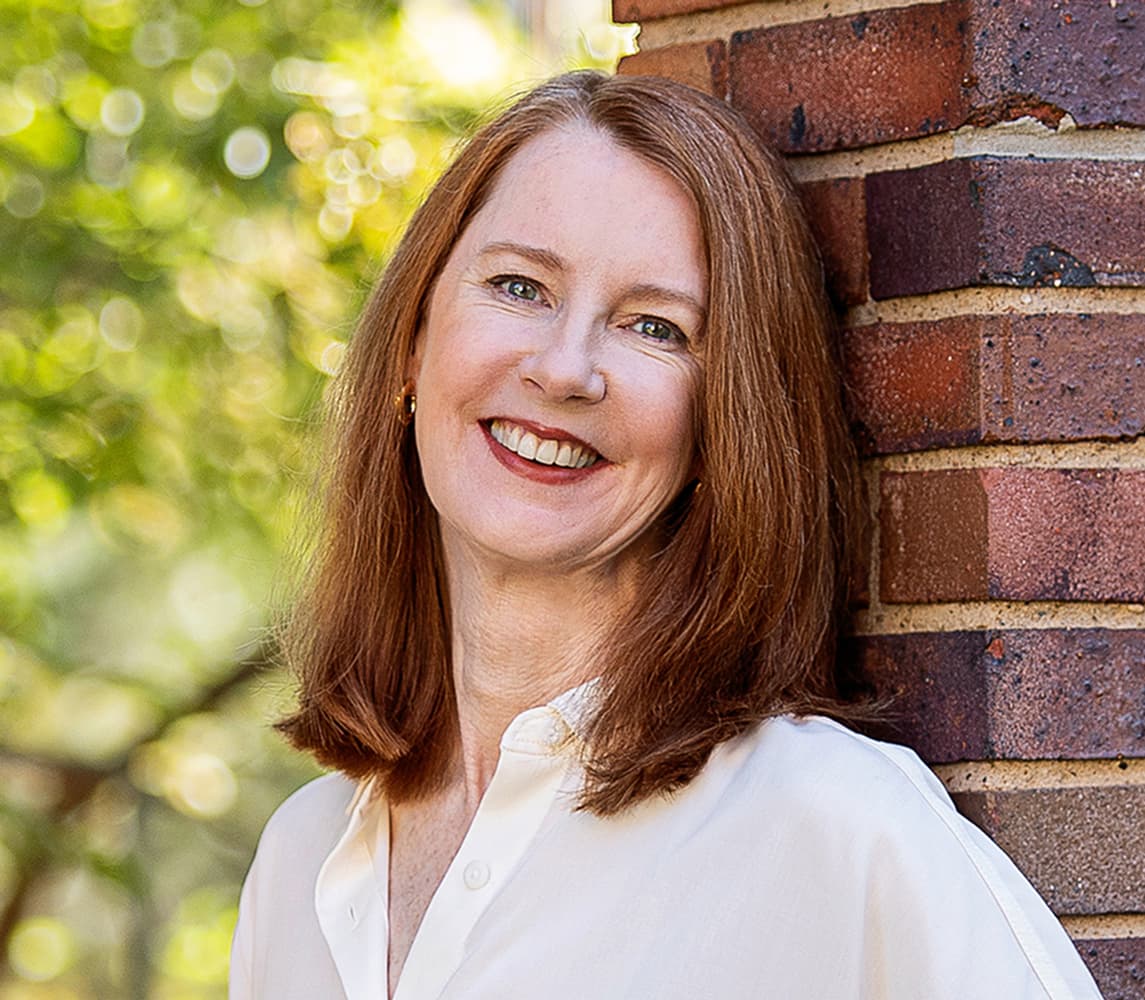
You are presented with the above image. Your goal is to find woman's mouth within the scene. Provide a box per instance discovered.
[488,418,600,469]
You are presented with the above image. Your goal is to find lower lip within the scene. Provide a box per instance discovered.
[481,424,606,484]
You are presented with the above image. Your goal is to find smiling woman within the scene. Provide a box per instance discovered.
[411,125,703,577]
[229,72,1104,1000]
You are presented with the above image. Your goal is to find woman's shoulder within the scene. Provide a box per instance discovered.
[254,771,361,860]
[719,714,991,864]
[738,713,953,813]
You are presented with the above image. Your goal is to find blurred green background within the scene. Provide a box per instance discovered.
[0,1,632,995]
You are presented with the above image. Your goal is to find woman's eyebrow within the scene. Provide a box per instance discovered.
[476,240,567,272]
[624,283,707,319]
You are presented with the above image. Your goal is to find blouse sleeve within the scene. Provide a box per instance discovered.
[844,733,1104,999]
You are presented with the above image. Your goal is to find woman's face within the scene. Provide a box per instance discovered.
[410,124,707,579]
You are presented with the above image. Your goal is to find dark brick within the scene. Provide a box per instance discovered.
[880,468,1145,603]
[612,0,740,21]
[980,629,1145,758]
[798,176,868,308]
[969,2,1145,129]
[985,313,1145,444]
[617,40,727,98]
[850,631,990,761]
[1074,938,1145,1000]
[865,158,980,300]
[953,785,1145,915]
[867,158,1145,298]
[729,4,972,153]
[855,629,1145,761]
[880,470,989,603]
[844,317,984,453]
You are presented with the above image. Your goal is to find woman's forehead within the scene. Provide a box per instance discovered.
[452,125,708,302]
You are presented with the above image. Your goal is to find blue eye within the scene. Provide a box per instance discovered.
[492,276,541,302]
[633,317,683,343]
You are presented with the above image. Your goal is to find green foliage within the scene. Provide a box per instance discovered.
[0,0,632,994]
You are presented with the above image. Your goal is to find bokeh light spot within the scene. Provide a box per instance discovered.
[172,71,220,121]
[169,555,248,644]
[375,136,415,181]
[0,85,36,137]
[170,752,238,817]
[100,88,145,136]
[85,132,130,187]
[191,49,235,95]
[224,127,271,179]
[319,340,346,376]
[99,296,144,350]
[53,677,161,760]
[5,174,45,218]
[317,203,353,242]
[14,65,58,107]
[283,110,330,162]
[9,916,77,982]
[11,470,70,532]
[132,21,177,68]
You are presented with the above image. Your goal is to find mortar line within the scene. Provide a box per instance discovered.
[844,286,1145,327]
[864,439,1145,472]
[850,600,1145,635]
[786,120,1145,183]
[1060,914,1145,940]
[934,760,1145,793]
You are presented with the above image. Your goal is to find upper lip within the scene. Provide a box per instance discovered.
[484,416,605,461]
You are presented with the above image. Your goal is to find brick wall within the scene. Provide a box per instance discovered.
[617,1,1145,995]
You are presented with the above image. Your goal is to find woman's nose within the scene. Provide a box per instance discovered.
[517,315,606,403]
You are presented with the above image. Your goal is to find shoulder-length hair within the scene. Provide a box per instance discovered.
[279,70,864,815]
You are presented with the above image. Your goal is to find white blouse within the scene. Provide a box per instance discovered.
[230,688,1103,999]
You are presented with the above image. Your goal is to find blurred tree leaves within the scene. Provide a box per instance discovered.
[0,0,631,994]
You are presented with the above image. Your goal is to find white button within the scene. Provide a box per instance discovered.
[462,860,490,889]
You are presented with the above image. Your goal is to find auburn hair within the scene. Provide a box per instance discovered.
[278,70,865,815]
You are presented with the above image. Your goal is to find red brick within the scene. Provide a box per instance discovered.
[1074,938,1145,1000]
[798,177,868,308]
[969,2,1145,129]
[953,785,1145,915]
[880,470,989,603]
[985,468,1145,602]
[987,629,1145,758]
[717,2,1145,155]
[844,318,984,454]
[612,0,740,22]
[855,629,1145,761]
[617,40,727,98]
[985,313,1145,444]
[866,158,1145,299]
[729,4,972,154]
[846,313,1145,454]
[880,469,1145,603]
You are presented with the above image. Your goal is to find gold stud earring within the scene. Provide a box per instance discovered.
[394,380,417,425]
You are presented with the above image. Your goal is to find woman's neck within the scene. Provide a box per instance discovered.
[440,540,638,809]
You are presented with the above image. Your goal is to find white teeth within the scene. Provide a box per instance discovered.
[489,419,599,469]
[517,432,539,461]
